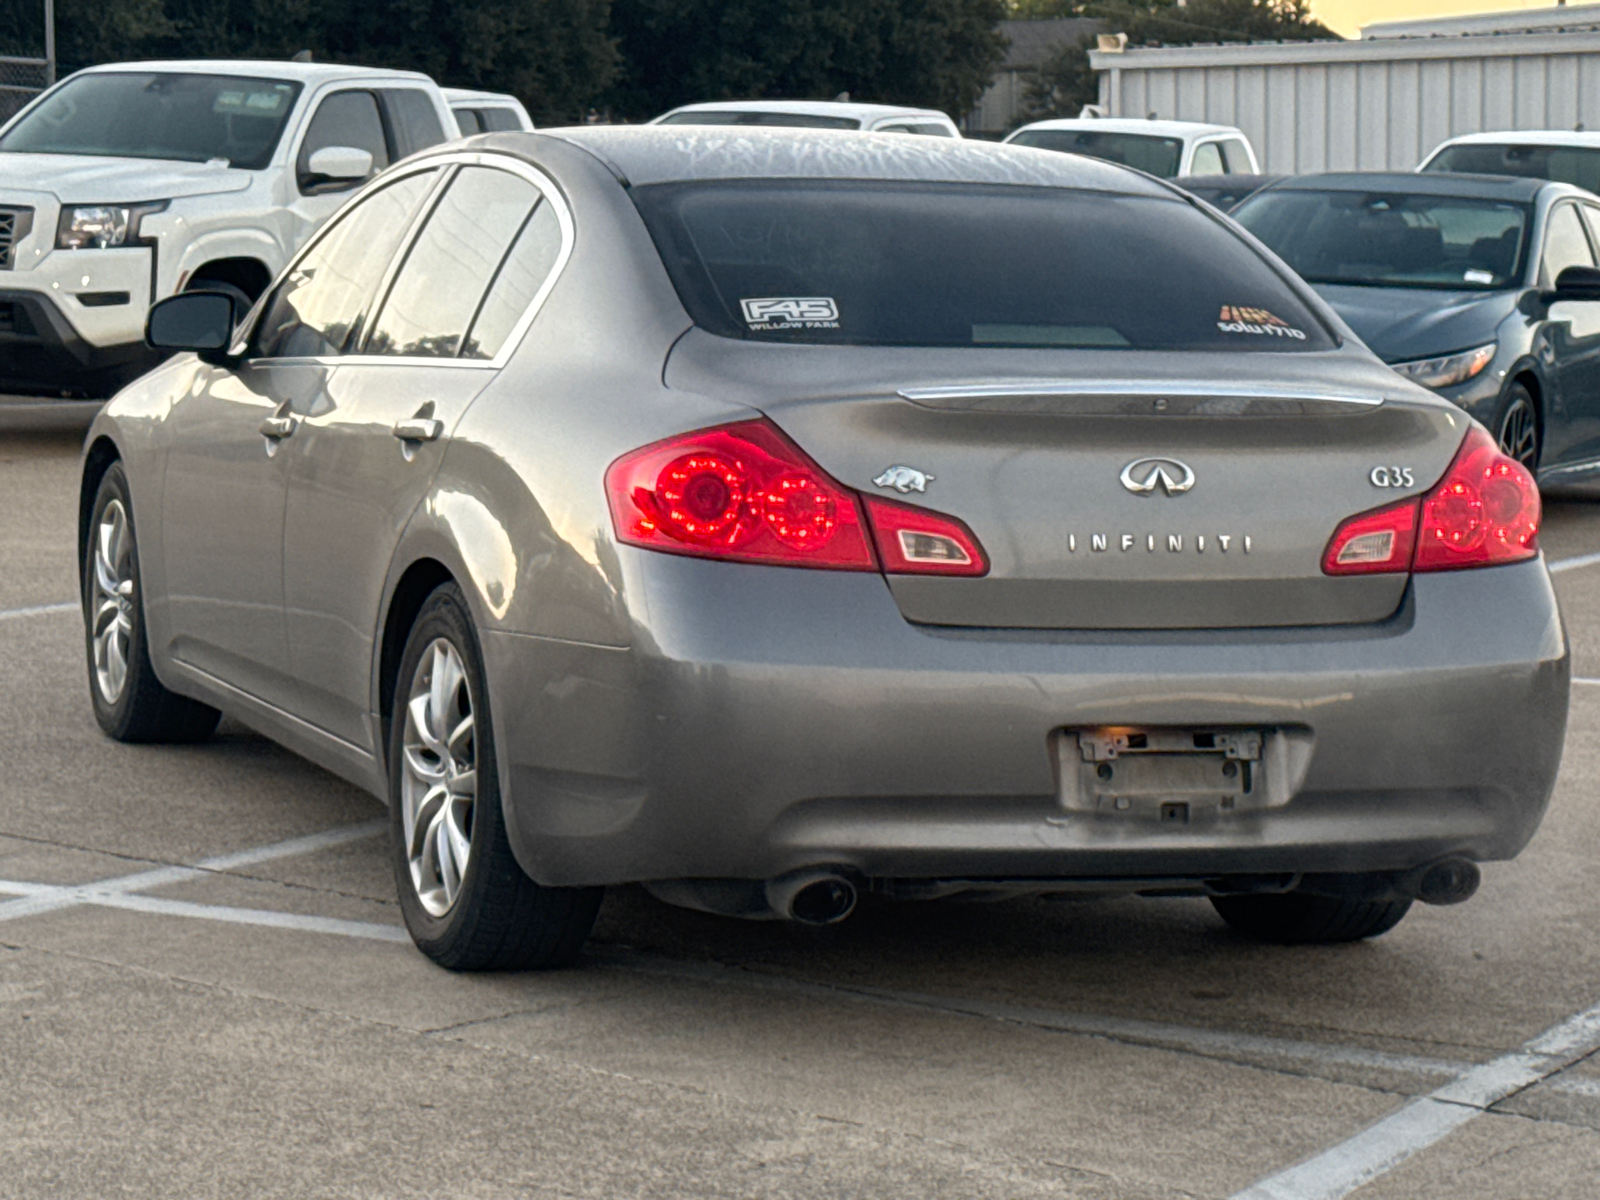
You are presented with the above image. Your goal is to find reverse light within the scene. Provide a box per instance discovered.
[1390,343,1496,390]
[606,419,988,575]
[1322,424,1538,575]
[56,201,168,250]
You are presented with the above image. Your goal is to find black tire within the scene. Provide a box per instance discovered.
[1493,382,1540,472]
[1210,892,1413,945]
[389,582,602,971]
[83,463,221,744]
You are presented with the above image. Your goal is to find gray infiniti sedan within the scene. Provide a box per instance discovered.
[80,128,1568,971]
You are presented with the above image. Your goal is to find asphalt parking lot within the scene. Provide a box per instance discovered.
[5,404,1600,1199]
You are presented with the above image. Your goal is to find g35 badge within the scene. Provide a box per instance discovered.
[1370,466,1415,488]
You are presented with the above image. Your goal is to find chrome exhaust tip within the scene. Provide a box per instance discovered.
[766,871,858,925]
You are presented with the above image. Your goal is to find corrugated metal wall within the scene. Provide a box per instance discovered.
[1093,33,1600,173]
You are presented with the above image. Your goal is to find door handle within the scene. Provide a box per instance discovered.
[258,415,297,439]
[392,417,443,443]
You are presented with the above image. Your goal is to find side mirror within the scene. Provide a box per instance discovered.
[304,145,374,185]
[1553,264,1600,302]
[146,291,237,364]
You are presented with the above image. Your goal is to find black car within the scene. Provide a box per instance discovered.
[1176,174,1282,212]
[1233,172,1600,477]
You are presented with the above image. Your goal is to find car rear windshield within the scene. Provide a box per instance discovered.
[1424,143,1600,194]
[0,72,302,170]
[1234,189,1531,291]
[631,179,1334,350]
[656,111,860,129]
[1006,130,1182,178]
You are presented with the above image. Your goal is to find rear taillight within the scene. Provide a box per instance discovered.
[606,419,988,575]
[1322,424,1539,576]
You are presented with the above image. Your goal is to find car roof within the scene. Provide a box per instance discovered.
[652,99,952,124]
[1431,130,1600,151]
[442,87,522,106]
[74,59,437,87]
[1008,117,1243,141]
[537,125,1173,194]
[1267,171,1555,201]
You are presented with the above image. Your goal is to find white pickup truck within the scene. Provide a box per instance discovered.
[0,59,456,397]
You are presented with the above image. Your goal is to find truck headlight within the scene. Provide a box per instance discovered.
[56,201,169,250]
[1390,343,1497,390]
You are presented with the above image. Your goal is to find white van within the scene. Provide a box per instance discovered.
[652,99,961,138]
[444,88,534,135]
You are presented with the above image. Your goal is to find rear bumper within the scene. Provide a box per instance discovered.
[484,555,1569,889]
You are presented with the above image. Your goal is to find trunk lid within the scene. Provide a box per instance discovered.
[664,335,1467,630]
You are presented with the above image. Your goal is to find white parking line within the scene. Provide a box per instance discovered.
[1549,550,1600,574]
[0,600,76,622]
[1229,999,1600,1200]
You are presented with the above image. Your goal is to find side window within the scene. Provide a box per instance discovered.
[463,201,564,359]
[1220,139,1253,174]
[454,109,484,136]
[1544,203,1597,286]
[481,107,525,133]
[296,90,388,194]
[383,89,448,158]
[365,166,541,358]
[875,123,912,135]
[253,170,437,359]
[1189,141,1225,177]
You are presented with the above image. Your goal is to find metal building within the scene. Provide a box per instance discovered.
[1089,4,1600,173]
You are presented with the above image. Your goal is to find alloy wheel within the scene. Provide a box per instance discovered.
[90,499,136,704]
[400,638,478,917]
[1498,397,1538,469]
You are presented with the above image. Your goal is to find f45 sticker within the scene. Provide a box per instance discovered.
[1370,465,1415,488]
[741,297,840,329]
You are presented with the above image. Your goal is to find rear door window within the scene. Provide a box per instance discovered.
[1543,202,1596,286]
[632,179,1333,350]
[454,109,484,136]
[365,165,541,358]
[1189,142,1225,176]
[296,90,388,193]
[463,201,564,359]
[254,169,438,358]
[382,89,448,157]
[1220,139,1253,173]
[480,107,525,132]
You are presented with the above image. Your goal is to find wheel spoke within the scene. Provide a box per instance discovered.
[446,712,474,761]
[402,742,447,786]
[447,767,476,799]
[399,636,478,919]
[410,784,448,860]
[435,813,460,899]
[408,692,445,758]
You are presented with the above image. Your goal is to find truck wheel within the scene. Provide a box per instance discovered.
[1211,892,1412,944]
[83,463,221,743]
[389,582,602,970]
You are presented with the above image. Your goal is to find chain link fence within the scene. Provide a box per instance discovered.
[1,57,47,123]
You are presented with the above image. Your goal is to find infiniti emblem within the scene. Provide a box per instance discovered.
[1120,457,1196,496]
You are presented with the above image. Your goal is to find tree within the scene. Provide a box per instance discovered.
[1020,34,1096,121]
[1010,0,1334,44]
[604,0,1007,122]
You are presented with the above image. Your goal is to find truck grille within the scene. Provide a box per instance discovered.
[0,207,34,270]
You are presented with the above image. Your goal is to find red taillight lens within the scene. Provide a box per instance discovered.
[1321,424,1539,576]
[1323,497,1419,575]
[606,419,989,575]
[1413,425,1539,571]
[866,496,989,576]
[606,420,877,569]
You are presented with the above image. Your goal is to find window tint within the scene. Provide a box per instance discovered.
[1425,143,1600,194]
[1235,189,1530,290]
[384,89,447,157]
[297,91,387,192]
[366,166,541,358]
[480,107,525,132]
[1544,203,1596,284]
[1189,142,1225,176]
[454,109,483,136]
[1007,130,1183,178]
[656,111,860,129]
[463,201,563,359]
[254,170,437,358]
[1220,139,1253,173]
[0,72,301,170]
[632,180,1334,350]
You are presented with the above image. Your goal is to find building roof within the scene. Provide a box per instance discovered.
[1271,171,1554,201]
[541,125,1172,194]
[650,99,953,125]
[1362,2,1600,39]
[996,18,1104,72]
[1006,117,1244,141]
[74,58,435,86]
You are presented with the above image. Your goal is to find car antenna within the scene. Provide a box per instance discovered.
[292,49,314,63]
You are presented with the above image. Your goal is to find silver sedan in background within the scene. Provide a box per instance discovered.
[80,129,1567,970]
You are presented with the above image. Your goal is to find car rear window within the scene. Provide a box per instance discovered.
[1007,130,1183,179]
[631,179,1334,351]
[1424,143,1600,194]
[656,111,860,129]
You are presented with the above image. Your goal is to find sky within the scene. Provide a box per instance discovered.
[1308,0,1570,38]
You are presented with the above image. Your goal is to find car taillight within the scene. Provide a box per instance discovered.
[606,419,988,575]
[1322,424,1538,576]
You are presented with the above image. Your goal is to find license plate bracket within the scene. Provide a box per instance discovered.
[1056,726,1312,817]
